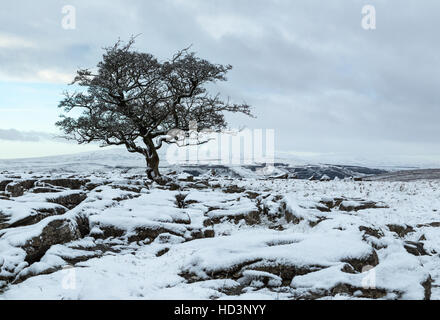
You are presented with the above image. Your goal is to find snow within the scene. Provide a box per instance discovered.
[0,200,65,225]
[1,152,440,300]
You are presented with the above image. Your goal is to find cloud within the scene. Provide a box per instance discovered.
[37,70,73,83]
[0,129,55,142]
[0,69,74,84]
[196,14,264,40]
[0,33,35,49]
[0,0,440,162]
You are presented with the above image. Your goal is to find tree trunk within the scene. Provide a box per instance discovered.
[143,137,161,180]
[146,154,160,180]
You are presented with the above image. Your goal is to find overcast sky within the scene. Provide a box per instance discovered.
[1,0,439,166]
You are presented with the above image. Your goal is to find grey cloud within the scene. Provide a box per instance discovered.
[0,129,54,142]
[1,0,440,161]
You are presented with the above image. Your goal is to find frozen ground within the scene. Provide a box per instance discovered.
[0,150,439,300]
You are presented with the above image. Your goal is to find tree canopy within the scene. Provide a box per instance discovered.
[56,38,253,179]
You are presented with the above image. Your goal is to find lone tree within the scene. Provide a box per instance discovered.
[56,39,253,179]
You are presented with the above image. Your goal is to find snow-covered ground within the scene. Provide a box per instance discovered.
[0,150,439,300]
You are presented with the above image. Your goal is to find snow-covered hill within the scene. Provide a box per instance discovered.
[0,147,389,181]
[0,150,439,300]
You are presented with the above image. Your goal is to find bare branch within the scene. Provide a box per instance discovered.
[56,38,254,178]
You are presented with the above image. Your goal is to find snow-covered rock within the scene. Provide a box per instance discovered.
[0,161,439,300]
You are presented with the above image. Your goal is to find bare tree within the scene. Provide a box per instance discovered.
[56,38,253,179]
